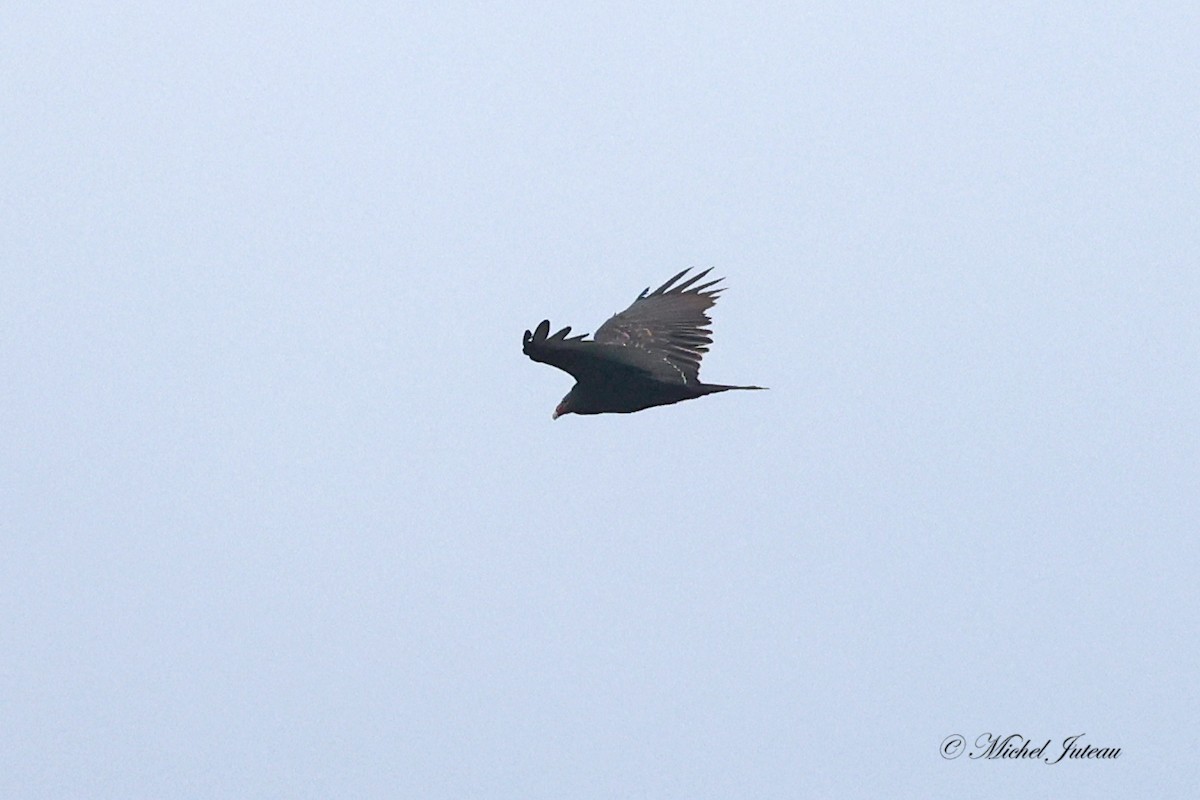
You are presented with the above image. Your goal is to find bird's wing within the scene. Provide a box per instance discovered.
[522,320,656,384]
[591,268,724,385]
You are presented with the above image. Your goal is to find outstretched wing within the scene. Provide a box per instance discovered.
[522,319,654,384]
[591,267,724,385]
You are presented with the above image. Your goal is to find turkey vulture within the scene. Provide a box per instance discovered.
[523,268,764,419]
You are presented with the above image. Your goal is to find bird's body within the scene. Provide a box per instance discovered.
[522,268,763,418]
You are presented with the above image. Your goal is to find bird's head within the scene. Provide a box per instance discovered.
[552,390,576,420]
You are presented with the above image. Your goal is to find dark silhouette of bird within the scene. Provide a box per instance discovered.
[522,268,764,419]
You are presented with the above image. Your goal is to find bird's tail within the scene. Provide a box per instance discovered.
[698,383,767,394]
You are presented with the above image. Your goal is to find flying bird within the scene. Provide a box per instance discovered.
[523,268,764,419]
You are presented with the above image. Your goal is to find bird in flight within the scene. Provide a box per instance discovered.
[522,268,764,419]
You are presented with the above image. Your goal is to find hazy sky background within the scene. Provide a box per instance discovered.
[4,2,1197,797]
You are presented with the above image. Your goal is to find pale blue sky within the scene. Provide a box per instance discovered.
[4,2,1198,797]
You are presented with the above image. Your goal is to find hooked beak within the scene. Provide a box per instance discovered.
[552,403,566,420]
